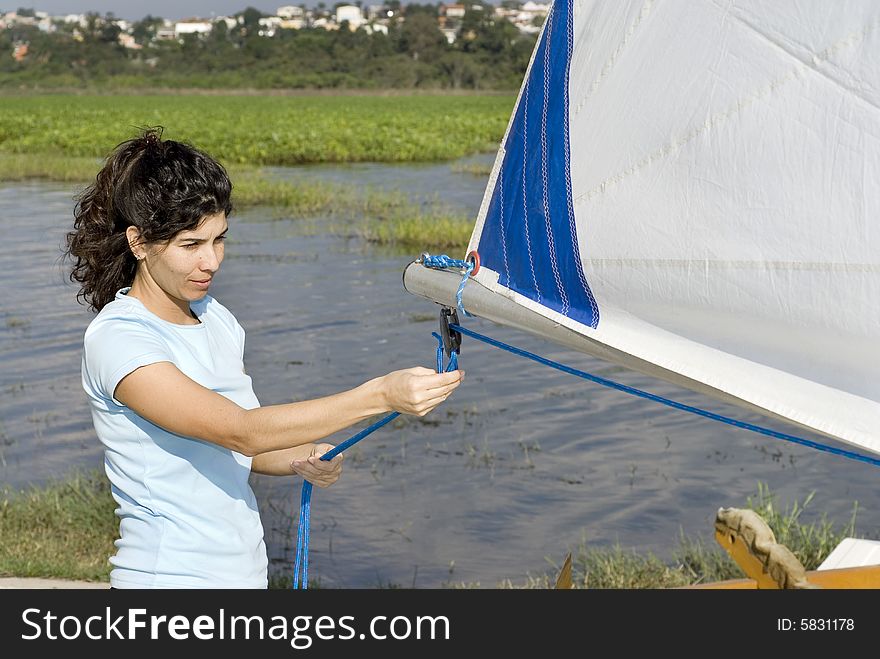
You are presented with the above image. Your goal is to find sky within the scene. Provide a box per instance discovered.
[6,2,321,21]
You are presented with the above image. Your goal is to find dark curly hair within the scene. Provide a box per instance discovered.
[65,127,234,312]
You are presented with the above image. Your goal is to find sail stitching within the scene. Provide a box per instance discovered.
[541,7,569,314]
[563,0,599,327]
[499,168,510,286]
[574,17,880,204]
[724,8,880,115]
[574,0,655,116]
[585,258,880,272]
[522,78,542,303]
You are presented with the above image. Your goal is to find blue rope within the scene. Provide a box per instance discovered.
[291,332,460,589]
[449,322,880,469]
[421,254,475,318]
[294,247,878,587]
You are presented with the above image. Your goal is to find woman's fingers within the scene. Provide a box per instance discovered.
[383,368,465,416]
[415,393,453,416]
[425,372,464,393]
[292,452,344,488]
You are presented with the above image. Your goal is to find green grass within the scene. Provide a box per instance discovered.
[1,473,865,588]
[0,470,116,582]
[361,209,473,251]
[0,93,499,251]
[480,483,864,589]
[0,153,475,253]
[0,94,513,165]
[0,152,102,182]
[450,162,494,177]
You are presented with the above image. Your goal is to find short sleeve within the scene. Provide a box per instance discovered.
[83,316,173,406]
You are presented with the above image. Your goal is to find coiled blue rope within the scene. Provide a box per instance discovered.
[449,322,880,469]
[292,332,460,589]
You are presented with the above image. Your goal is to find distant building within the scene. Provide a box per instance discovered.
[440,4,466,19]
[516,1,549,34]
[312,17,334,31]
[258,17,283,37]
[335,5,364,29]
[5,12,37,26]
[519,1,550,20]
[364,23,389,36]
[62,14,87,27]
[277,5,304,20]
[118,33,142,50]
[175,19,212,37]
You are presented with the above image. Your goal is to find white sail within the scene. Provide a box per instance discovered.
[404,0,880,455]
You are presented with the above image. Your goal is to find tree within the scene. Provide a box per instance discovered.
[132,15,164,46]
[398,12,447,61]
[99,14,122,45]
[239,7,265,37]
[210,20,229,42]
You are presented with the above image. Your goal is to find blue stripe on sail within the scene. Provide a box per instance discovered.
[478,0,599,329]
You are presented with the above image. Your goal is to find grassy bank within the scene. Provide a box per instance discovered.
[0,473,864,588]
[487,484,861,589]
[0,93,495,252]
[0,153,472,252]
[0,471,116,582]
[0,94,512,165]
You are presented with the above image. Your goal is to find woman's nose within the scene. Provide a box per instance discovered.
[200,246,220,271]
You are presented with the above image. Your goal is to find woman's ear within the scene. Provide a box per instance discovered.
[126,226,145,261]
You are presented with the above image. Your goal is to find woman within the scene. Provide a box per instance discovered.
[66,129,464,588]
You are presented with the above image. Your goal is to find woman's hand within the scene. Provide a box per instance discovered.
[291,443,344,488]
[380,367,464,417]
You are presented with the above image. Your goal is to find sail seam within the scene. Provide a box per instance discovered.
[541,7,569,314]
[723,7,880,115]
[563,0,599,327]
[585,258,880,272]
[522,78,541,303]
[574,14,880,204]
[499,168,510,286]
[573,0,655,117]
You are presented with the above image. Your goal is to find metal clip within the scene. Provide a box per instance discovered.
[439,306,461,358]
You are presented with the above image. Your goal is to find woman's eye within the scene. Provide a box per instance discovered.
[216,235,227,242]
[182,243,198,249]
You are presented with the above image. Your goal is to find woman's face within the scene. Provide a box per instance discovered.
[142,212,228,303]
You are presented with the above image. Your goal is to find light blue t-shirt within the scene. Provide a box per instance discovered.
[82,288,268,588]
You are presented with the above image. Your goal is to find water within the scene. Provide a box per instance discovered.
[1,160,877,588]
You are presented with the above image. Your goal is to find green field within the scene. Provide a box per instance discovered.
[0,94,513,165]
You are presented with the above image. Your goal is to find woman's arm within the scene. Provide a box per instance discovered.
[251,443,343,487]
[114,362,463,457]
